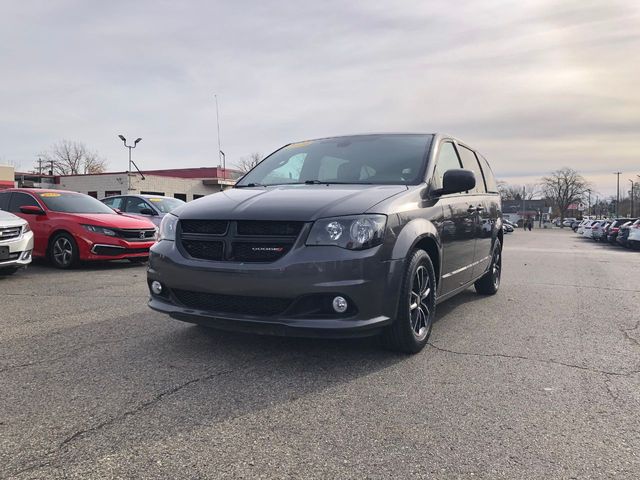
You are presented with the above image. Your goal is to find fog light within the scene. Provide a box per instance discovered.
[151,281,163,295]
[21,250,32,261]
[332,296,348,313]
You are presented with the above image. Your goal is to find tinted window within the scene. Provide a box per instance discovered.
[102,196,124,210]
[432,142,462,190]
[0,192,10,210]
[237,134,433,186]
[9,192,40,212]
[125,197,153,214]
[37,192,115,213]
[478,154,498,193]
[457,145,485,194]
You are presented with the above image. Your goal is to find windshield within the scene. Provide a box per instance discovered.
[146,197,185,213]
[37,192,116,214]
[236,134,433,187]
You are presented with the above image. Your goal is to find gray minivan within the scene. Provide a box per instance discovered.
[147,134,503,353]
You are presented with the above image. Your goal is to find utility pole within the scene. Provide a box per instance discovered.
[630,179,635,217]
[49,160,54,176]
[614,172,621,217]
[522,186,526,227]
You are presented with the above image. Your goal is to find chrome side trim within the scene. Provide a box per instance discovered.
[441,255,490,279]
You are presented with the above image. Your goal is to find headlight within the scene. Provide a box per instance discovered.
[158,214,178,241]
[22,223,31,233]
[307,215,386,250]
[82,225,117,236]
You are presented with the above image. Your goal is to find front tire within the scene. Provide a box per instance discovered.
[475,239,502,295]
[381,249,436,354]
[49,232,79,269]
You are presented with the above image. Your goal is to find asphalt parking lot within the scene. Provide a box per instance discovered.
[1,229,639,479]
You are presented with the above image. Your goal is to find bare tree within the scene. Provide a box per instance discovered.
[237,152,262,174]
[541,167,589,223]
[497,181,540,200]
[38,140,107,175]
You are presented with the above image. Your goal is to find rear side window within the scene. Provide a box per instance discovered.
[125,197,152,214]
[478,154,498,193]
[0,192,9,210]
[102,196,124,210]
[457,145,485,194]
[8,192,40,213]
[432,142,462,190]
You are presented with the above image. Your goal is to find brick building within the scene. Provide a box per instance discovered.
[11,167,241,201]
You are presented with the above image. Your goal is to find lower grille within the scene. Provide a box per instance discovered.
[182,239,224,260]
[172,289,292,316]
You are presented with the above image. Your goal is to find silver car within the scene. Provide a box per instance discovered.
[0,209,34,275]
[100,194,185,227]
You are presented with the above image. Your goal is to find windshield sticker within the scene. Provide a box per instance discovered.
[287,141,312,149]
[39,192,61,197]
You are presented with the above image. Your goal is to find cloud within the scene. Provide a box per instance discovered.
[0,0,638,196]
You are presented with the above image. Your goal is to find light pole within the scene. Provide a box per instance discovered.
[118,135,142,192]
[219,150,226,181]
[630,179,635,217]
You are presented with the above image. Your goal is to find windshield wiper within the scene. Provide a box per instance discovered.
[304,180,371,185]
[235,182,266,188]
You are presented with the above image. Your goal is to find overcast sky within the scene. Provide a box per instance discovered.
[1,0,638,195]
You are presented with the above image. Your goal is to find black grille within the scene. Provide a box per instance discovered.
[178,220,304,262]
[172,289,292,316]
[182,239,224,260]
[116,229,156,241]
[181,220,228,235]
[237,221,303,236]
[232,242,291,262]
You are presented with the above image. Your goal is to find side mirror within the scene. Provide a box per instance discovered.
[140,208,155,216]
[436,169,475,196]
[20,205,46,215]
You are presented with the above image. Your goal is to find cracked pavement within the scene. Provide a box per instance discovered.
[1,229,639,479]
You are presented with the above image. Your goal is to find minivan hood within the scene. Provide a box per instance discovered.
[178,185,408,221]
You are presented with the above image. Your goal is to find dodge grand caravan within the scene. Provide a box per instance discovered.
[148,134,502,353]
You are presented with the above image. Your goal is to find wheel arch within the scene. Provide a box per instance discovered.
[46,229,76,256]
[391,218,442,286]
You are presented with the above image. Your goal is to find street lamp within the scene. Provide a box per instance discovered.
[118,135,143,192]
[630,179,635,217]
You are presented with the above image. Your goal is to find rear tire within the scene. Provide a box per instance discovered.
[475,239,502,295]
[381,249,436,354]
[49,232,79,269]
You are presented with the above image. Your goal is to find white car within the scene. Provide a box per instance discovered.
[589,220,608,241]
[562,218,577,227]
[627,220,640,250]
[576,220,590,235]
[0,209,34,275]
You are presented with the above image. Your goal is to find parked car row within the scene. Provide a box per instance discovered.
[0,189,185,275]
[574,218,640,249]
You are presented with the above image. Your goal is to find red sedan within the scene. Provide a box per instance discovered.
[0,188,157,268]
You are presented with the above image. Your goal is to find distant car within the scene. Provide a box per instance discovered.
[593,221,610,242]
[590,220,608,241]
[503,223,514,233]
[582,220,597,239]
[606,218,634,244]
[503,219,517,229]
[577,220,592,235]
[101,194,186,227]
[562,218,576,227]
[616,220,636,248]
[627,220,640,250]
[0,189,157,269]
[0,209,34,275]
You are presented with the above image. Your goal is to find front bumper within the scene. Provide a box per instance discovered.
[75,233,155,261]
[147,240,404,338]
[0,230,34,269]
